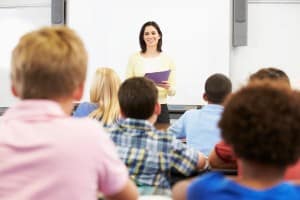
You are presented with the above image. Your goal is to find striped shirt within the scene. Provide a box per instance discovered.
[108,118,199,189]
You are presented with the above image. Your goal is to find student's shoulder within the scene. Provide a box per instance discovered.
[153,128,174,141]
[296,185,300,196]
[77,102,97,109]
[73,102,97,117]
[72,116,102,128]
[285,183,300,198]
[188,172,225,196]
[68,118,123,161]
[63,117,107,139]
[190,172,226,190]
[184,109,201,115]
[105,121,121,134]
[263,182,300,199]
[180,109,201,120]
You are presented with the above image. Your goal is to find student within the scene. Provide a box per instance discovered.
[209,67,300,180]
[0,26,138,200]
[108,77,208,196]
[126,21,176,123]
[168,73,232,156]
[173,82,300,200]
[73,67,121,127]
[249,67,290,85]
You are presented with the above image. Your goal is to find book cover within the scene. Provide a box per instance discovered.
[144,70,171,83]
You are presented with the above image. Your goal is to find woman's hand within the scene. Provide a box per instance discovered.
[157,81,170,89]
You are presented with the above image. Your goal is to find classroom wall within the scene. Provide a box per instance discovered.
[1,1,300,106]
[230,0,300,90]
[0,0,51,107]
[67,0,231,105]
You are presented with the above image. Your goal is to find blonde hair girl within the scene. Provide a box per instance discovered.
[73,67,121,127]
[89,67,121,125]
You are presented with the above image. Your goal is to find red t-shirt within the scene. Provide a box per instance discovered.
[215,140,300,180]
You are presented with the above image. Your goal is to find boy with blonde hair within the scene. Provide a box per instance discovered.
[0,26,137,200]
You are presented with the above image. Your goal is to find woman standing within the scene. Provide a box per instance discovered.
[126,21,176,123]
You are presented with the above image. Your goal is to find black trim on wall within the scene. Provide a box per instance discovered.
[0,107,8,116]
[51,0,66,25]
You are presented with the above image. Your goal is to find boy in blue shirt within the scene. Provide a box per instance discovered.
[168,73,232,155]
[172,82,300,200]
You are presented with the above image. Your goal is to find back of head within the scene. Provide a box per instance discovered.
[89,67,121,124]
[118,77,158,119]
[205,73,232,104]
[249,67,290,87]
[11,26,87,99]
[219,82,300,168]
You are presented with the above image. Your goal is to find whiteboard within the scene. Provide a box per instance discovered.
[0,3,51,107]
[68,0,231,105]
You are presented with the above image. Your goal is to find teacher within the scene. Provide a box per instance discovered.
[126,21,176,124]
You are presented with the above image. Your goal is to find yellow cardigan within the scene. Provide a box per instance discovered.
[126,52,176,104]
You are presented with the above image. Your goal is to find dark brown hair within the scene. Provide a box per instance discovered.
[219,82,300,167]
[118,77,158,119]
[139,21,162,53]
[205,73,232,104]
[249,67,290,87]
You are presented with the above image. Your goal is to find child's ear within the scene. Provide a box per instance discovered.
[203,93,208,101]
[11,85,19,97]
[73,82,84,101]
[154,103,161,116]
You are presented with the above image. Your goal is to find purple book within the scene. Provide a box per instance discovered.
[144,70,171,83]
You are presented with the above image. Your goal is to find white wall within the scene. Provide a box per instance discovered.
[230,1,300,90]
[68,0,231,105]
[0,1,51,107]
[2,1,300,106]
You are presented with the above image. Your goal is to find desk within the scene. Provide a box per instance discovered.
[168,105,201,120]
[154,105,201,130]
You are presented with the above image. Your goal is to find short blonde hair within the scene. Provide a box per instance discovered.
[11,26,87,99]
[89,67,121,125]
